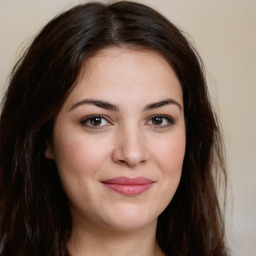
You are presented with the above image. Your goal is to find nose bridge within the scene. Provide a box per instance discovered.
[113,121,148,167]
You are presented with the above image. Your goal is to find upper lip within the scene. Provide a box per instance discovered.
[101,176,154,185]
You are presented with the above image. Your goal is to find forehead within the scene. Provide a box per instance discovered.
[82,46,174,79]
[63,46,183,110]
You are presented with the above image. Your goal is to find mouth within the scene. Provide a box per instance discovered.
[101,177,155,196]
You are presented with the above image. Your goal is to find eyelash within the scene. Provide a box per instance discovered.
[80,114,175,129]
[80,115,111,128]
[146,114,175,128]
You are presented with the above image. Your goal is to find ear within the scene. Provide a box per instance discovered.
[45,143,54,159]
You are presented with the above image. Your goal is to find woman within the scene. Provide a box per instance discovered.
[0,1,228,255]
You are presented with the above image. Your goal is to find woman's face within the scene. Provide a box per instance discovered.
[48,47,186,231]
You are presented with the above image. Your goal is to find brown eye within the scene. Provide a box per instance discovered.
[90,117,103,126]
[80,115,109,128]
[152,116,163,125]
[147,115,175,128]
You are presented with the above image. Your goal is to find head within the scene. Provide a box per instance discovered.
[0,1,227,255]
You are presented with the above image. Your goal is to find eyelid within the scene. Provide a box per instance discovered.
[146,114,176,127]
[79,114,175,129]
[80,114,112,128]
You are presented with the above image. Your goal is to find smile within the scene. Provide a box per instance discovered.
[101,177,155,196]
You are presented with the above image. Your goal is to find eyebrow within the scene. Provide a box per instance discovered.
[143,99,182,111]
[69,99,119,112]
[69,98,182,112]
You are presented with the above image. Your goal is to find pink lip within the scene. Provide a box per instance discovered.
[101,177,154,196]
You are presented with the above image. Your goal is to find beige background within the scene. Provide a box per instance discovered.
[0,0,255,255]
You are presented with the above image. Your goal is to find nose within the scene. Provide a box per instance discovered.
[112,125,149,168]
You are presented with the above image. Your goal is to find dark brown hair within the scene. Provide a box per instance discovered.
[0,1,228,255]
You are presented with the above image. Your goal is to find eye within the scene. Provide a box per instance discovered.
[147,115,175,127]
[80,115,110,128]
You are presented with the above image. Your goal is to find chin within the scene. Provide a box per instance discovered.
[99,204,160,231]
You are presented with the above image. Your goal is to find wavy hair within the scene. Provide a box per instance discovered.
[0,1,228,255]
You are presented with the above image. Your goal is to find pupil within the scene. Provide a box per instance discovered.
[91,117,101,126]
[152,117,162,125]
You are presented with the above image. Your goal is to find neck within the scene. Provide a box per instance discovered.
[67,219,164,256]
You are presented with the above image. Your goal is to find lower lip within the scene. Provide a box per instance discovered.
[102,183,153,196]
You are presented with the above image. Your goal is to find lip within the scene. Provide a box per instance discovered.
[101,177,155,196]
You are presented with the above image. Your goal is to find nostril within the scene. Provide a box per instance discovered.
[117,158,146,168]
[119,159,127,165]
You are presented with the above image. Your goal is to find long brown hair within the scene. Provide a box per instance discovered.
[0,1,228,255]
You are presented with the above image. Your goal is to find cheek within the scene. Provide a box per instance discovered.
[153,133,186,175]
[148,133,185,214]
[53,134,110,177]
[152,132,185,200]
[52,133,111,205]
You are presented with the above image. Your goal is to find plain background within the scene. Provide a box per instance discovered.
[0,0,255,255]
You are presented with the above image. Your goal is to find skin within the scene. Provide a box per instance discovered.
[47,47,186,256]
